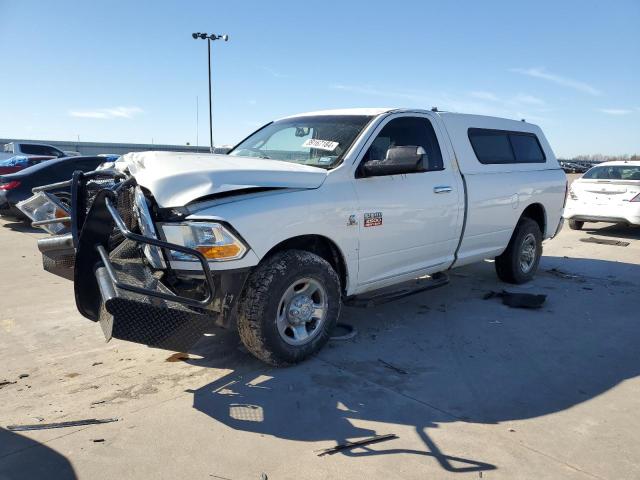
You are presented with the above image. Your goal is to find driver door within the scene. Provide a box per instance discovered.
[352,114,462,290]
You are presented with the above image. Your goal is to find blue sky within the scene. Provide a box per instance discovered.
[0,0,638,157]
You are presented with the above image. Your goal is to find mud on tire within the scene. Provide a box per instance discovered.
[237,249,341,366]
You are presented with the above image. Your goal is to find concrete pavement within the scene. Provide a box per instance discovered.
[1,215,639,479]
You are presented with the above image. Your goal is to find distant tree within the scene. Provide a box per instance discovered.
[565,153,639,163]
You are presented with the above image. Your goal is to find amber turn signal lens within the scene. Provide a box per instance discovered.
[196,244,242,259]
[54,208,71,224]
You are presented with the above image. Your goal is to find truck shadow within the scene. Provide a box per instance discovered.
[0,428,77,479]
[582,223,640,240]
[187,256,640,474]
[0,219,41,234]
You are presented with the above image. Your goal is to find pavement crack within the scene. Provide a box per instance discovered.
[318,357,465,421]
[514,440,607,480]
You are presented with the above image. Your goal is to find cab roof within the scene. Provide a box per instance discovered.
[278,108,538,127]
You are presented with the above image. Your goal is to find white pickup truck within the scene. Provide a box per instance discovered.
[24,108,566,365]
[1,141,67,161]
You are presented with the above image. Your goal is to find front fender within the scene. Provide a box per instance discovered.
[187,183,359,294]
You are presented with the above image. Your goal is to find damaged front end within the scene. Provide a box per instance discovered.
[23,170,248,352]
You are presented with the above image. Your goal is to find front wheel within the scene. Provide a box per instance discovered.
[237,250,341,366]
[495,217,542,284]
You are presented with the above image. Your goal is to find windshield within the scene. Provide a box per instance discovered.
[583,165,640,180]
[228,115,373,168]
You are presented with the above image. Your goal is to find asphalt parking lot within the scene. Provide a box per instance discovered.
[1,211,639,479]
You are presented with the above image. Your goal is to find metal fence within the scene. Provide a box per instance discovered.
[0,138,231,157]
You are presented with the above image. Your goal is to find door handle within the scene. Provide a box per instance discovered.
[433,186,452,194]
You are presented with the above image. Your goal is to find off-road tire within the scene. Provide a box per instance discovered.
[495,217,542,284]
[237,250,341,366]
[568,219,584,230]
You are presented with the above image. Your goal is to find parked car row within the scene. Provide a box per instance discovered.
[0,156,109,218]
[0,155,56,175]
[0,141,67,161]
[559,160,591,174]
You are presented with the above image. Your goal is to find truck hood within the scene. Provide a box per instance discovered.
[122,151,328,207]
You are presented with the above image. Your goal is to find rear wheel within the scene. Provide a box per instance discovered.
[495,217,542,284]
[237,250,341,366]
[568,219,584,230]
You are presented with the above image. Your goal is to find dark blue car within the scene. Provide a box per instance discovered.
[0,156,105,219]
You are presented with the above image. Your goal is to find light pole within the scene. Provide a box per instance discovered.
[192,32,229,153]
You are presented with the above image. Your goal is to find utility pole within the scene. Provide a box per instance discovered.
[192,32,229,153]
[196,95,199,148]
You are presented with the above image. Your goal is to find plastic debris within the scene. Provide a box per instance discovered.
[483,291,546,309]
[378,359,409,375]
[580,237,629,247]
[7,418,119,431]
[316,434,399,456]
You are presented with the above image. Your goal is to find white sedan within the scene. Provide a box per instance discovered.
[564,160,640,230]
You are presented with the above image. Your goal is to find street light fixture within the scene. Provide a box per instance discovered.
[192,32,229,153]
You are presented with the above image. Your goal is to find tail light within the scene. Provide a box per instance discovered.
[0,180,21,191]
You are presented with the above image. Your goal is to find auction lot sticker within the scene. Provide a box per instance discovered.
[303,139,339,152]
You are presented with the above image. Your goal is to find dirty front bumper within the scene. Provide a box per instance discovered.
[69,174,247,352]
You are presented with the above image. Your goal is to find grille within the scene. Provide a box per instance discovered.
[98,239,211,351]
[82,177,138,249]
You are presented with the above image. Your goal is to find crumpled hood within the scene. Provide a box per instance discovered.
[122,151,328,207]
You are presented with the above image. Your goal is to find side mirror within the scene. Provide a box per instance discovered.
[361,146,426,177]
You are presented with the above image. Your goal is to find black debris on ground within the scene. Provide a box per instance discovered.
[546,267,582,280]
[483,291,547,309]
[580,237,630,247]
[316,433,399,456]
[378,359,409,375]
[7,418,119,432]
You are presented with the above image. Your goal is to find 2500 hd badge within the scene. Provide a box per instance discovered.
[364,212,383,227]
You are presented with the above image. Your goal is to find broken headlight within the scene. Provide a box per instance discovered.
[160,223,248,262]
[16,192,70,235]
[133,186,165,269]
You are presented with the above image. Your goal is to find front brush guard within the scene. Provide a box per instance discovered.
[75,188,218,352]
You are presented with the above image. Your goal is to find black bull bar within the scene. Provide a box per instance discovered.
[73,183,220,352]
[43,160,245,351]
[34,170,248,351]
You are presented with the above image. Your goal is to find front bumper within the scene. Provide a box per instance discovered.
[39,171,248,352]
